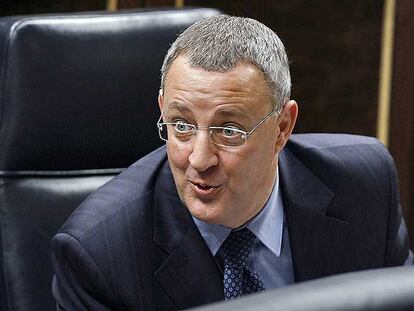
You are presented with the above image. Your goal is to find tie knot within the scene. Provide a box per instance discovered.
[222,228,256,265]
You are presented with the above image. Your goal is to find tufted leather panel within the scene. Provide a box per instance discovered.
[0,7,221,311]
[0,174,116,310]
[0,7,220,172]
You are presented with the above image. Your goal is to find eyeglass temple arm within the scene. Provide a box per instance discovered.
[245,105,283,137]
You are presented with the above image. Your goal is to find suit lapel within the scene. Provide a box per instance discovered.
[152,161,223,309]
[279,148,350,282]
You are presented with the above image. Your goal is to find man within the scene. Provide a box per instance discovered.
[52,15,412,310]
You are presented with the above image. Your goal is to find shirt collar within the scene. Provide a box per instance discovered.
[193,170,284,257]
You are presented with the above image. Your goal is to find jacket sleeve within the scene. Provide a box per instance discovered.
[383,148,413,266]
[52,233,123,311]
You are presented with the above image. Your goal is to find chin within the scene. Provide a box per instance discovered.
[185,199,227,225]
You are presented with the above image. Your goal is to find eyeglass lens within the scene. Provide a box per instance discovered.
[158,123,246,147]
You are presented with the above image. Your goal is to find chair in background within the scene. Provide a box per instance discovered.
[193,266,414,311]
[0,7,220,311]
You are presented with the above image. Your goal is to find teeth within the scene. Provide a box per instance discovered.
[190,181,218,190]
[195,183,213,190]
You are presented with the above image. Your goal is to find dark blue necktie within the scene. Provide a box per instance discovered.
[222,228,265,300]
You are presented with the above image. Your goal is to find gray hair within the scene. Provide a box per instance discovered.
[160,15,291,109]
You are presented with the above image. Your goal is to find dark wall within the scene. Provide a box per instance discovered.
[390,0,414,245]
[0,0,105,16]
[0,0,174,16]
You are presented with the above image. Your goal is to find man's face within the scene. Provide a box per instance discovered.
[159,55,293,228]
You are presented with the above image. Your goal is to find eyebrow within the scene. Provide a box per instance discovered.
[163,102,252,122]
[163,102,192,115]
[215,108,251,122]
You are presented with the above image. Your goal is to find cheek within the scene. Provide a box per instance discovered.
[220,151,252,190]
[167,143,190,172]
[233,141,277,184]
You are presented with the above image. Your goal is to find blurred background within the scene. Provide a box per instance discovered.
[1,0,413,247]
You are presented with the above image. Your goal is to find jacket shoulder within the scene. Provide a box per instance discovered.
[58,145,168,239]
[285,133,396,192]
[286,133,392,166]
[288,133,382,151]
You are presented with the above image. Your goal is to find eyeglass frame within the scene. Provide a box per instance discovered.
[156,104,284,148]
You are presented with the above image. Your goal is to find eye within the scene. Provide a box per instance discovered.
[221,126,240,137]
[174,121,193,133]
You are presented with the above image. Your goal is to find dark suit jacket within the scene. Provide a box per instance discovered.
[52,134,411,310]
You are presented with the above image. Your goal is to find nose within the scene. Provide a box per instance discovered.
[188,130,219,172]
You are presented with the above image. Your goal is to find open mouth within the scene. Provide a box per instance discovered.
[189,181,221,195]
[195,183,214,190]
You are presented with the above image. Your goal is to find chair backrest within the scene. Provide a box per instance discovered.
[193,266,414,311]
[0,7,221,311]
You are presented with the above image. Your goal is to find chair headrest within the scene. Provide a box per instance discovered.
[0,7,220,172]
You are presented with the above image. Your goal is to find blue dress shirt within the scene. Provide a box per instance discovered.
[193,171,295,289]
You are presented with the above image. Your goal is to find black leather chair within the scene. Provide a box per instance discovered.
[192,266,414,311]
[0,7,220,311]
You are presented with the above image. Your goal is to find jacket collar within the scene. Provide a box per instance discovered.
[279,147,349,281]
[153,161,223,309]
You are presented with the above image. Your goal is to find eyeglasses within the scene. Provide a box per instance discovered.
[156,105,283,148]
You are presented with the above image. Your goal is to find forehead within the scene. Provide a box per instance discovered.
[164,55,268,91]
[163,56,272,117]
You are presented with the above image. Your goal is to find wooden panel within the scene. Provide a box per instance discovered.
[145,0,175,6]
[118,0,173,7]
[389,0,414,248]
[118,0,144,8]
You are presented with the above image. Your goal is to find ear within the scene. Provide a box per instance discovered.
[158,89,164,113]
[275,100,298,152]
